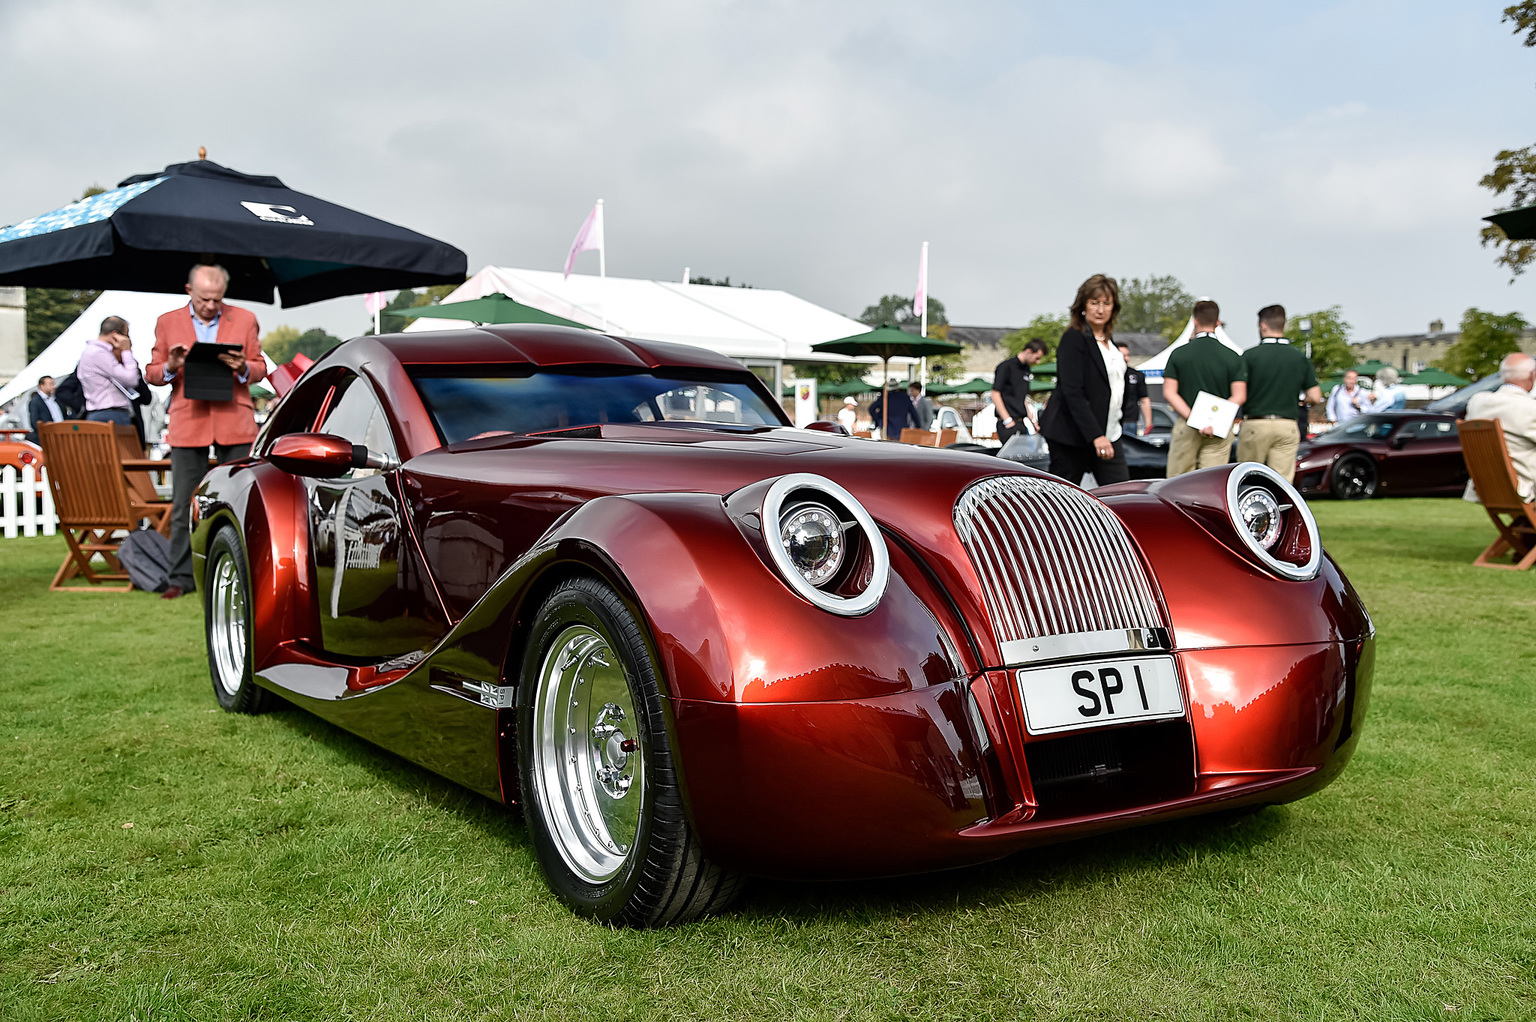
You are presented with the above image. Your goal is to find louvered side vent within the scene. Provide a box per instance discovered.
[953,475,1165,647]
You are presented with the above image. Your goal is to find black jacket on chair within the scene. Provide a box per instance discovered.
[1040,326,1113,449]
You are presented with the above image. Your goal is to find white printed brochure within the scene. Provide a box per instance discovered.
[1185,390,1239,439]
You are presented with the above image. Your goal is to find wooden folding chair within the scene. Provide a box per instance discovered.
[36,421,166,591]
[113,425,172,537]
[1458,418,1536,570]
[936,427,958,447]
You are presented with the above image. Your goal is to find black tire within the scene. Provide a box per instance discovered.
[516,576,741,926]
[1329,453,1378,500]
[204,526,274,714]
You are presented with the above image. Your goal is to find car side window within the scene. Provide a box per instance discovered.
[1403,419,1454,440]
[319,373,397,476]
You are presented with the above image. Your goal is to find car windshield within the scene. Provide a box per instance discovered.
[1317,415,1398,441]
[1425,373,1500,413]
[410,367,786,444]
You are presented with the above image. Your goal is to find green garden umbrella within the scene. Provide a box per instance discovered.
[1405,368,1470,387]
[1032,361,1056,376]
[1349,360,1388,377]
[403,292,591,329]
[928,377,993,395]
[811,326,962,436]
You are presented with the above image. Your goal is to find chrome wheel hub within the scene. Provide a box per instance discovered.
[209,552,246,696]
[532,625,643,884]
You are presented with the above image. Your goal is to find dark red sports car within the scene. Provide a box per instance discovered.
[191,327,1374,925]
[1294,411,1467,499]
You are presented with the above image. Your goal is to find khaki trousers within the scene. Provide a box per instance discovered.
[1167,418,1233,476]
[1235,418,1301,482]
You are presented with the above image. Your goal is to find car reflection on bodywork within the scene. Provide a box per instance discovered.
[1293,412,1467,500]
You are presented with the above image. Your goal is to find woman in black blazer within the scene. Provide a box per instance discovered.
[1039,274,1129,486]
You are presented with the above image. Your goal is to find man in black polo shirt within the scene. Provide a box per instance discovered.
[1237,304,1322,482]
[990,338,1047,443]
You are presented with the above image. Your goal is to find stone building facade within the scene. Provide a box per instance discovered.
[1352,319,1536,374]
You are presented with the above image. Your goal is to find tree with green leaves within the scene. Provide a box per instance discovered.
[262,326,344,365]
[1480,3,1536,277]
[1116,275,1194,341]
[1283,307,1355,377]
[1436,307,1528,380]
[367,284,462,335]
[857,294,947,330]
[1002,313,1069,359]
[24,287,101,361]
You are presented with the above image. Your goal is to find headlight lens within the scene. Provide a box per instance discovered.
[1235,485,1284,550]
[760,473,889,615]
[1224,463,1321,580]
[780,501,845,584]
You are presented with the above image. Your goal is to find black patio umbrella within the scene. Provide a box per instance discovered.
[1484,204,1536,240]
[0,159,467,307]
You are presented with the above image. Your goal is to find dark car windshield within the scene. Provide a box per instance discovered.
[1317,415,1398,441]
[1424,372,1500,414]
[410,367,786,444]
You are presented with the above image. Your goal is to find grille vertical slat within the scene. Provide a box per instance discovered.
[954,476,1165,647]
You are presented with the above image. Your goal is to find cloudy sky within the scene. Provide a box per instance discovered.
[2,0,1532,347]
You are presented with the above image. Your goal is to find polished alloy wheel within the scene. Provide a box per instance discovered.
[209,551,247,696]
[532,624,644,884]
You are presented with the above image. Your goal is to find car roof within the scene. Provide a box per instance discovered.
[362,325,751,374]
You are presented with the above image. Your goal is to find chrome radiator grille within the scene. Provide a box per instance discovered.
[953,475,1165,645]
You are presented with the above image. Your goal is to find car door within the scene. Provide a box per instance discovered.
[308,371,445,660]
[1398,418,1466,491]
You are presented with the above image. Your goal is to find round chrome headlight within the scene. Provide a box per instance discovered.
[1224,463,1321,580]
[1235,485,1283,550]
[779,501,845,585]
[761,473,889,615]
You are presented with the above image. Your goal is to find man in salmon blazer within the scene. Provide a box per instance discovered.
[147,264,267,599]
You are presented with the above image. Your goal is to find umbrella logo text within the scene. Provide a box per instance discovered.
[240,201,314,226]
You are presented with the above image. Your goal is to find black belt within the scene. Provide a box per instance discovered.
[1250,414,1292,420]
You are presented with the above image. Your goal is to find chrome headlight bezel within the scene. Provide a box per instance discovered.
[761,473,889,615]
[1224,462,1321,581]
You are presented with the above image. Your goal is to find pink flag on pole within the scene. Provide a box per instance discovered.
[564,201,605,279]
[913,241,928,319]
[363,291,387,313]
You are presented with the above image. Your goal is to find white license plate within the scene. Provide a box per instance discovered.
[1016,656,1184,736]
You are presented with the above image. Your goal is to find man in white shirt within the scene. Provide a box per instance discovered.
[1465,352,1536,503]
[837,397,857,434]
[1326,369,1368,425]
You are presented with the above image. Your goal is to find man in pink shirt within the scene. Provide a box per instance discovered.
[77,316,142,427]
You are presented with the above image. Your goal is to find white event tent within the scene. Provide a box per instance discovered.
[0,290,276,409]
[403,266,881,393]
[1134,315,1244,381]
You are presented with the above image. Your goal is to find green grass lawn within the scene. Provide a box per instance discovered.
[1,499,1533,1021]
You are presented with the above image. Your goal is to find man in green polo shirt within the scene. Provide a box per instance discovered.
[1237,304,1322,481]
[1163,299,1247,476]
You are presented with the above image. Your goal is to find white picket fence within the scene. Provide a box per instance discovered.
[1,465,57,538]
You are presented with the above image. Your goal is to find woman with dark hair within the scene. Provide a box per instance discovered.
[1039,273,1129,486]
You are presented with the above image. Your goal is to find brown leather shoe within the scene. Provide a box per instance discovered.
[161,586,184,600]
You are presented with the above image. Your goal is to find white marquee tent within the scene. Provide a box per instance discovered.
[1134,314,1245,380]
[403,266,883,387]
[0,290,276,410]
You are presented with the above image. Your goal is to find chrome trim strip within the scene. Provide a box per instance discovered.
[1000,628,1169,667]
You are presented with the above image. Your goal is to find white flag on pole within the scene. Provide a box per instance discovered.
[564,200,605,279]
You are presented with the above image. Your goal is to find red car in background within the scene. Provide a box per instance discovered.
[189,326,1374,926]
[1294,412,1467,500]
